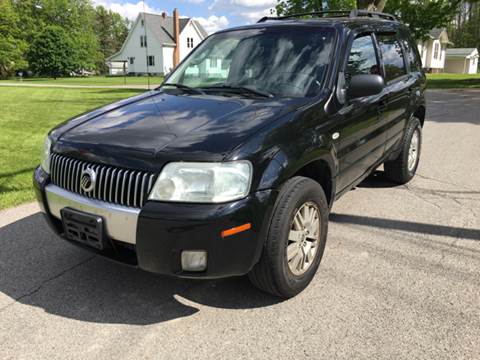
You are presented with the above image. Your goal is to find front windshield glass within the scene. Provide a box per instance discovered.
[165,27,336,98]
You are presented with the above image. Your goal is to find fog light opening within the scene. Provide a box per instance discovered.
[181,250,207,272]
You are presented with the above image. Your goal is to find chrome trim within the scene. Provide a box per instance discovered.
[45,184,139,245]
[50,154,156,209]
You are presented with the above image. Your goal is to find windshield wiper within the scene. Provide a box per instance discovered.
[201,85,274,98]
[160,83,205,95]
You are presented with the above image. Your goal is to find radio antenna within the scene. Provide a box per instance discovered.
[142,1,151,90]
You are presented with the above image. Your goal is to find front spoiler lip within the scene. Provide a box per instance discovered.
[45,184,139,245]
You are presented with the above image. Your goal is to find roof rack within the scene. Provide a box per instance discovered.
[257,9,397,23]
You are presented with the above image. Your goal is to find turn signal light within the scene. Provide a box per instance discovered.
[221,223,251,238]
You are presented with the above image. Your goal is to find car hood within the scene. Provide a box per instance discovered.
[52,90,312,171]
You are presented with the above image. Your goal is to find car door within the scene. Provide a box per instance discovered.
[375,33,412,154]
[335,33,388,192]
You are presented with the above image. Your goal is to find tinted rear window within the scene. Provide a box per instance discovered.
[377,34,407,82]
[399,32,422,72]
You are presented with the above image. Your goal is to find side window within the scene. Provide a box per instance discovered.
[346,34,380,85]
[377,34,407,82]
[399,33,422,72]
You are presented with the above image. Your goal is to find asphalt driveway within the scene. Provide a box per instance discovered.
[0,89,479,359]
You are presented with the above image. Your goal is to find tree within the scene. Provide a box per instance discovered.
[14,0,101,74]
[94,6,130,73]
[448,1,480,50]
[276,0,463,41]
[27,25,75,78]
[0,0,27,78]
[385,0,462,40]
[276,0,380,15]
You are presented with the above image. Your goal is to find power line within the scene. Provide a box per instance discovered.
[142,1,151,90]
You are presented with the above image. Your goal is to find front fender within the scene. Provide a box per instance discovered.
[257,148,337,193]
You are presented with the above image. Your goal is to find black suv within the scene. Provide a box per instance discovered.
[34,10,426,298]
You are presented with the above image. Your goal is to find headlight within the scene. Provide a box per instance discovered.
[40,136,52,174]
[149,161,252,203]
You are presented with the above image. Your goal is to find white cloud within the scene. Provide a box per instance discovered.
[238,8,275,22]
[231,0,276,8]
[194,15,230,34]
[209,0,276,24]
[92,0,163,20]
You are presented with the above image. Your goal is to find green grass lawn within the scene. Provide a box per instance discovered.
[0,87,145,210]
[427,73,480,89]
[0,75,164,87]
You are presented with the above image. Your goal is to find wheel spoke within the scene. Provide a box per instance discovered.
[308,206,316,225]
[287,243,300,261]
[293,215,302,230]
[290,251,303,271]
[289,230,303,242]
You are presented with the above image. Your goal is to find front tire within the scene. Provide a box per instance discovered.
[248,177,329,298]
[384,117,422,184]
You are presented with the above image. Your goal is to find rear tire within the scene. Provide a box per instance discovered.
[384,117,422,184]
[248,177,329,298]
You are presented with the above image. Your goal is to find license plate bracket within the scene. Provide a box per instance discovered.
[60,208,106,250]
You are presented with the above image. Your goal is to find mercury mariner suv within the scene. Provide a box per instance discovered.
[34,10,426,298]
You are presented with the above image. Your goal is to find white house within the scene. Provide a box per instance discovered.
[444,48,479,74]
[106,9,208,75]
[417,28,452,72]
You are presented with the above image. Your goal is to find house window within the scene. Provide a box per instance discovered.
[147,55,155,66]
[433,43,439,60]
[211,58,217,67]
[140,35,147,47]
[129,57,135,65]
[187,37,194,48]
[141,19,144,27]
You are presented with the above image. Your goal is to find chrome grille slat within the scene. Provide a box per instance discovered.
[140,173,147,206]
[133,172,141,208]
[104,168,111,202]
[96,166,103,200]
[109,168,116,203]
[127,171,134,207]
[49,154,155,208]
[116,169,123,204]
[67,159,74,191]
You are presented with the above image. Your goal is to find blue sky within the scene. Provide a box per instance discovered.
[93,0,277,33]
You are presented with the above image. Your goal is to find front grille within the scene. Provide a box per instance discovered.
[50,153,157,208]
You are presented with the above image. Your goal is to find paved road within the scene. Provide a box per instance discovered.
[1,90,479,360]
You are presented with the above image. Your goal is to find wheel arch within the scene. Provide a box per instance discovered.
[257,150,336,208]
[413,105,426,127]
[293,159,334,207]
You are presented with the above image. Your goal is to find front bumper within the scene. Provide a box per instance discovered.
[34,166,277,278]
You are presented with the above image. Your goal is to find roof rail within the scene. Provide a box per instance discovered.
[257,9,397,23]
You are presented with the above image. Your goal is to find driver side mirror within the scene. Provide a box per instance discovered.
[347,74,385,99]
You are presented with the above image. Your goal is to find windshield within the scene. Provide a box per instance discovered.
[165,27,336,98]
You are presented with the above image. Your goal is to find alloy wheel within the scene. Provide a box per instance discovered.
[408,129,420,171]
[286,201,320,276]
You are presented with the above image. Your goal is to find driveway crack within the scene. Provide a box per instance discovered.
[402,184,441,209]
[416,173,475,191]
[0,256,95,314]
